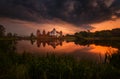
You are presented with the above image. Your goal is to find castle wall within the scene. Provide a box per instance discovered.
[36,28,63,38]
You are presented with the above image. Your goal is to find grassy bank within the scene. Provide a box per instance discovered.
[0,50,120,79]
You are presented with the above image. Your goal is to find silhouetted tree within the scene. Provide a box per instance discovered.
[13,33,18,38]
[111,28,120,37]
[7,32,12,37]
[30,33,35,38]
[94,30,112,37]
[0,25,5,37]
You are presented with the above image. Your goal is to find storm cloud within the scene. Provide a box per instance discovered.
[0,0,120,25]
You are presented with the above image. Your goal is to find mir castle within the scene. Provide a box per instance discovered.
[36,28,63,38]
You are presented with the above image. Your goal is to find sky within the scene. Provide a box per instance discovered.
[0,0,120,35]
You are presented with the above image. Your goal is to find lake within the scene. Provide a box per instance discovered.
[16,39,119,62]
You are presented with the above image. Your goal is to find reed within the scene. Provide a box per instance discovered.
[0,51,120,79]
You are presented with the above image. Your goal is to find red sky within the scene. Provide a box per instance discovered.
[0,17,120,36]
[91,18,120,32]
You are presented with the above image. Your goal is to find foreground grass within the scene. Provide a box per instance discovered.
[0,51,120,79]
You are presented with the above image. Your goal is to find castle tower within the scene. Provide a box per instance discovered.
[36,29,40,37]
[60,31,63,37]
[43,30,46,36]
[50,28,57,37]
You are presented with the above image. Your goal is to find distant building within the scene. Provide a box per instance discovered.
[36,28,63,38]
[49,28,62,37]
[36,29,40,37]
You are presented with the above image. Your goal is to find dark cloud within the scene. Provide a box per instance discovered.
[0,0,120,25]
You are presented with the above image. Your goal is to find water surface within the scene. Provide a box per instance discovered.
[16,40,118,61]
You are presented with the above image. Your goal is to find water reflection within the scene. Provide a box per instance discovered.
[30,39,35,45]
[36,39,63,49]
[16,39,119,61]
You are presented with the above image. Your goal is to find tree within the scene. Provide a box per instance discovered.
[79,31,89,37]
[7,32,12,37]
[0,25,5,37]
[13,33,18,38]
[30,33,35,38]
[111,28,120,37]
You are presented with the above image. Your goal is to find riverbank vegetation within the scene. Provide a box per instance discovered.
[74,28,120,41]
[1,24,120,41]
[0,49,120,79]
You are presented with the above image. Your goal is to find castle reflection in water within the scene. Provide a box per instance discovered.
[35,28,63,49]
[36,39,63,49]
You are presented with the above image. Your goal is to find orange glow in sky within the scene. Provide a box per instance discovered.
[0,18,82,35]
[92,18,120,32]
[0,17,120,35]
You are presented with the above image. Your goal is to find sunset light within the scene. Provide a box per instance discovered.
[0,0,120,78]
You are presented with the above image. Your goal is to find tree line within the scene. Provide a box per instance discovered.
[0,24,18,38]
[1,24,120,40]
[0,24,36,39]
[74,28,120,39]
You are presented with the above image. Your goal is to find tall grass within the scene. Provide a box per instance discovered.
[0,51,120,79]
